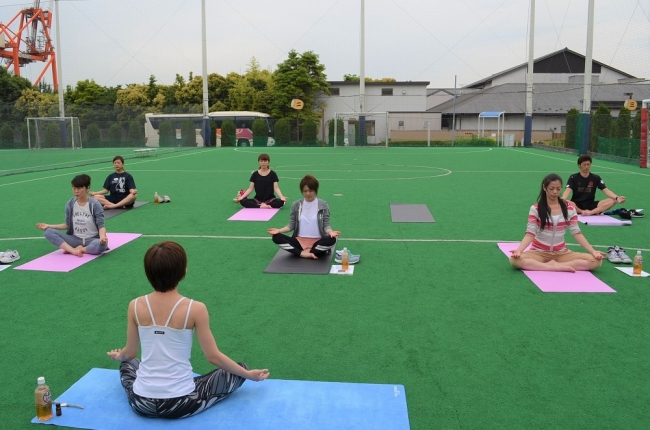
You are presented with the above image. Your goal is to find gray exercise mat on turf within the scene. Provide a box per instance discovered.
[264,249,334,274]
[390,203,435,223]
[103,201,149,219]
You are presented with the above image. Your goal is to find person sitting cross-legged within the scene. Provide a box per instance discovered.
[267,175,339,259]
[91,155,138,210]
[234,153,287,209]
[561,154,625,216]
[510,173,603,272]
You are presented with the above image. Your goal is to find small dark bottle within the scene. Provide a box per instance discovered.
[55,402,62,416]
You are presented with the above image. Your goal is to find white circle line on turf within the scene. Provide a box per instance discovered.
[4,235,648,253]
[233,147,494,155]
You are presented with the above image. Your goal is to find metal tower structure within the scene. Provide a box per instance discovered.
[0,1,58,89]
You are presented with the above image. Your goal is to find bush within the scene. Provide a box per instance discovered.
[590,104,612,152]
[302,119,318,145]
[180,120,196,147]
[158,121,175,147]
[632,111,641,139]
[614,107,632,138]
[0,123,14,148]
[221,119,236,147]
[129,121,144,146]
[565,108,579,149]
[328,118,344,146]
[252,118,269,146]
[274,118,291,145]
[20,123,28,147]
[210,121,218,146]
[107,123,122,147]
[42,123,61,148]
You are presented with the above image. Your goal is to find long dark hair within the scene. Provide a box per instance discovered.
[537,173,568,231]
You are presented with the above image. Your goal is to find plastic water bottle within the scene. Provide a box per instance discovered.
[341,247,349,272]
[633,250,643,275]
[35,376,52,421]
[154,191,160,205]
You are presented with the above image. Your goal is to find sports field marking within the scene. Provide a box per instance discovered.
[233,147,494,156]
[274,163,452,181]
[510,148,650,177]
[5,235,648,253]
[0,149,211,188]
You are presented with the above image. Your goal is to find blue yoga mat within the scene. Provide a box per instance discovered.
[32,368,410,429]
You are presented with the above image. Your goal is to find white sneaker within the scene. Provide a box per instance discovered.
[0,249,20,264]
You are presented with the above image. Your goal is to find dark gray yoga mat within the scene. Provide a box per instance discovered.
[264,249,334,274]
[390,203,435,223]
[103,201,149,219]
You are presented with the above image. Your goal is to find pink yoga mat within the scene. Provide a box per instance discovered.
[228,208,280,221]
[577,215,631,226]
[497,242,615,293]
[14,233,142,273]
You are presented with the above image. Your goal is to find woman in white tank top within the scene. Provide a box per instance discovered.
[107,241,269,418]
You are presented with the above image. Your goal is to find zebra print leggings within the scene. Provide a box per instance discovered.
[119,359,247,419]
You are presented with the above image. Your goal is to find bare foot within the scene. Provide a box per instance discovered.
[260,203,271,209]
[72,246,85,257]
[103,204,116,210]
[300,250,318,259]
[547,261,576,272]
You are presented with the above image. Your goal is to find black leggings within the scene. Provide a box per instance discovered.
[272,233,336,257]
[240,198,284,209]
[119,359,247,419]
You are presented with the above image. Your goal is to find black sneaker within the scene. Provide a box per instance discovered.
[629,210,644,218]
[619,210,632,220]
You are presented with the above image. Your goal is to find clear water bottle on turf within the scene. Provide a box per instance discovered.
[35,376,52,421]
[633,250,643,275]
[341,247,349,272]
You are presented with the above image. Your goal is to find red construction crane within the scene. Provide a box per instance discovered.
[0,0,58,90]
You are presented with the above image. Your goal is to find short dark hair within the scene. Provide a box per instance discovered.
[300,174,319,194]
[577,154,592,165]
[258,153,270,162]
[144,241,187,293]
[113,155,125,164]
[71,174,91,188]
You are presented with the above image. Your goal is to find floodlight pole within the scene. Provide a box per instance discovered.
[358,0,366,146]
[523,0,535,147]
[579,0,595,155]
[201,0,211,146]
[54,0,67,147]
[452,75,457,147]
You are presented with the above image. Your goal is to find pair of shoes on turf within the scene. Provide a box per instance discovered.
[0,249,20,264]
[605,208,644,220]
[159,195,171,203]
[607,246,632,264]
[334,249,360,264]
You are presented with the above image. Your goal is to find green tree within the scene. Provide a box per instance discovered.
[614,107,632,138]
[632,111,641,139]
[146,75,158,103]
[0,123,14,148]
[274,118,291,145]
[115,84,149,121]
[252,118,269,146]
[590,103,612,152]
[328,118,344,146]
[0,67,33,103]
[180,120,196,147]
[302,118,318,145]
[14,88,58,118]
[129,121,144,146]
[86,123,101,147]
[221,119,236,147]
[158,121,175,147]
[271,50,329,121]
[108,123,122,147]
[564,108,580,149]
[42,122,61,148]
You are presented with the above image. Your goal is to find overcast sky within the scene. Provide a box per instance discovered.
[1,0,648,89]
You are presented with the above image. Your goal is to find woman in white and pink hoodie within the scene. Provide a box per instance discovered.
[510,173,603,272]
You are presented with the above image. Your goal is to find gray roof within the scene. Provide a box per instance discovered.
[429,82,650,115]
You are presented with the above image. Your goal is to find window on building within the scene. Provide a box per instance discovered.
[330,88,340,96]
[366,121,375,136]
[398,120,404,127]
[382,88,393,96]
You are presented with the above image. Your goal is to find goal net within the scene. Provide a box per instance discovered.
[333,112,389,147]
[27,117,82,149]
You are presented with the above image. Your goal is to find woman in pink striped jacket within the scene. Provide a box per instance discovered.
[510,173,603,272]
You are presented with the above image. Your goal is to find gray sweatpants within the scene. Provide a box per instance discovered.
[44,228,108,255]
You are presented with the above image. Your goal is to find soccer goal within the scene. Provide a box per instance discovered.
[333,112,389,148]
[27,117,82,149]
